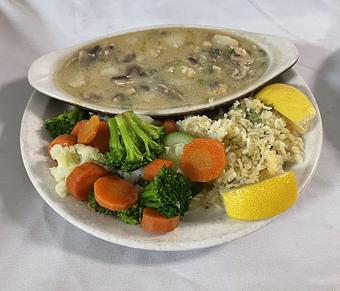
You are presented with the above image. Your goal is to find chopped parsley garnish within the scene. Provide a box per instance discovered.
[209,48,222,58]
[228,47,235,54]
[175,59,185,66]
[139,85,150,91]
[246,109,262,124]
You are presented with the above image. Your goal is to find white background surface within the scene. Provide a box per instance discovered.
[0,0,340,290]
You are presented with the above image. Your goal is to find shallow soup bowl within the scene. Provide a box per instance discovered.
[28,25,299,116]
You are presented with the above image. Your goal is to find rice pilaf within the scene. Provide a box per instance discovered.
[177,98,304,209]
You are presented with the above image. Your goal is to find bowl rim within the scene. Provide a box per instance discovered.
[28,24,299,116]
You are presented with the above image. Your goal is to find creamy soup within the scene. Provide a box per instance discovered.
[54,27,268,110]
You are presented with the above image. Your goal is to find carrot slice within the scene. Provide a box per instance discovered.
[180,138,226,182]
[77,115,100,144]
[66,162,109,200]
[71,120,87,136]
[141,207,180,233]
[143,159,173,181]
[163,119,177,133]
[90,121,110,153]
[94,176,138,211]
[48,134,77,155]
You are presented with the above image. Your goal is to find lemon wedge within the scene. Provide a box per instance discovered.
[223,172,298,220]
[255,83,316,133]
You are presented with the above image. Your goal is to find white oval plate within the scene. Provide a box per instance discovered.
[28,25,298,116]
[21,69,322,251]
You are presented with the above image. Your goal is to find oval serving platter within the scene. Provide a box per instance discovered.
[21,68,322,251]
[28,25,298,116]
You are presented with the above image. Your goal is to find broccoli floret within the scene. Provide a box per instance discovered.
[104,111,165,172]
[88,191,113,215]
[115,114,146,172]
[124,111,165,142]
[124,115,163,162]
[116,204,142,225]
[104,117,126,169]
[44,107,88,138]
[127,121,144,150]
[139,168,193,217]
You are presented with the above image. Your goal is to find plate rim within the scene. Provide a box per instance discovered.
[20,68,323,251]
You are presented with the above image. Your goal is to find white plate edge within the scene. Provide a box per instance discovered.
[20,69,323,251]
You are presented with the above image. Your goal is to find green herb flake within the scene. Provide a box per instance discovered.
[235,100,268,124]
[175,59,185,66]
[139,85,150,91]
[246,109,262,124]
[209,48,222,58]
[228,47,235,55]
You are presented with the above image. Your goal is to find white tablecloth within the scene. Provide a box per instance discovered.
[1,1,340,289]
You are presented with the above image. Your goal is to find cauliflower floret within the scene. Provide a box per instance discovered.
[75,144,105,164]
[49,144,105,197]
[49,145,79,182]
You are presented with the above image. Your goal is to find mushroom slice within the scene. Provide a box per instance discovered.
[154,84,184,101]
[98,43,115,61]
[111,64,147,83]
[187,56,198,65]
[88,45,101,57]
[127,64,147,77]
[78,45,101,66]
[78,49,95,66]
[113,79,136,86]
[112,93,125,102]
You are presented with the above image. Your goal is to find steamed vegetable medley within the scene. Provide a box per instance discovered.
[45,83,316,233]
[46,108,225,233]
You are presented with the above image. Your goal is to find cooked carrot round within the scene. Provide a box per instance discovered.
[94,176,138,211]
[180,138,226,182]
[48,134,77,155]
[90,121,110,153]
[141,207,180,233]
[77,115,100,144]
[66,162,108,200]
[163,119,177,133]
[71,120,87,136]
[143,159,173,181]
